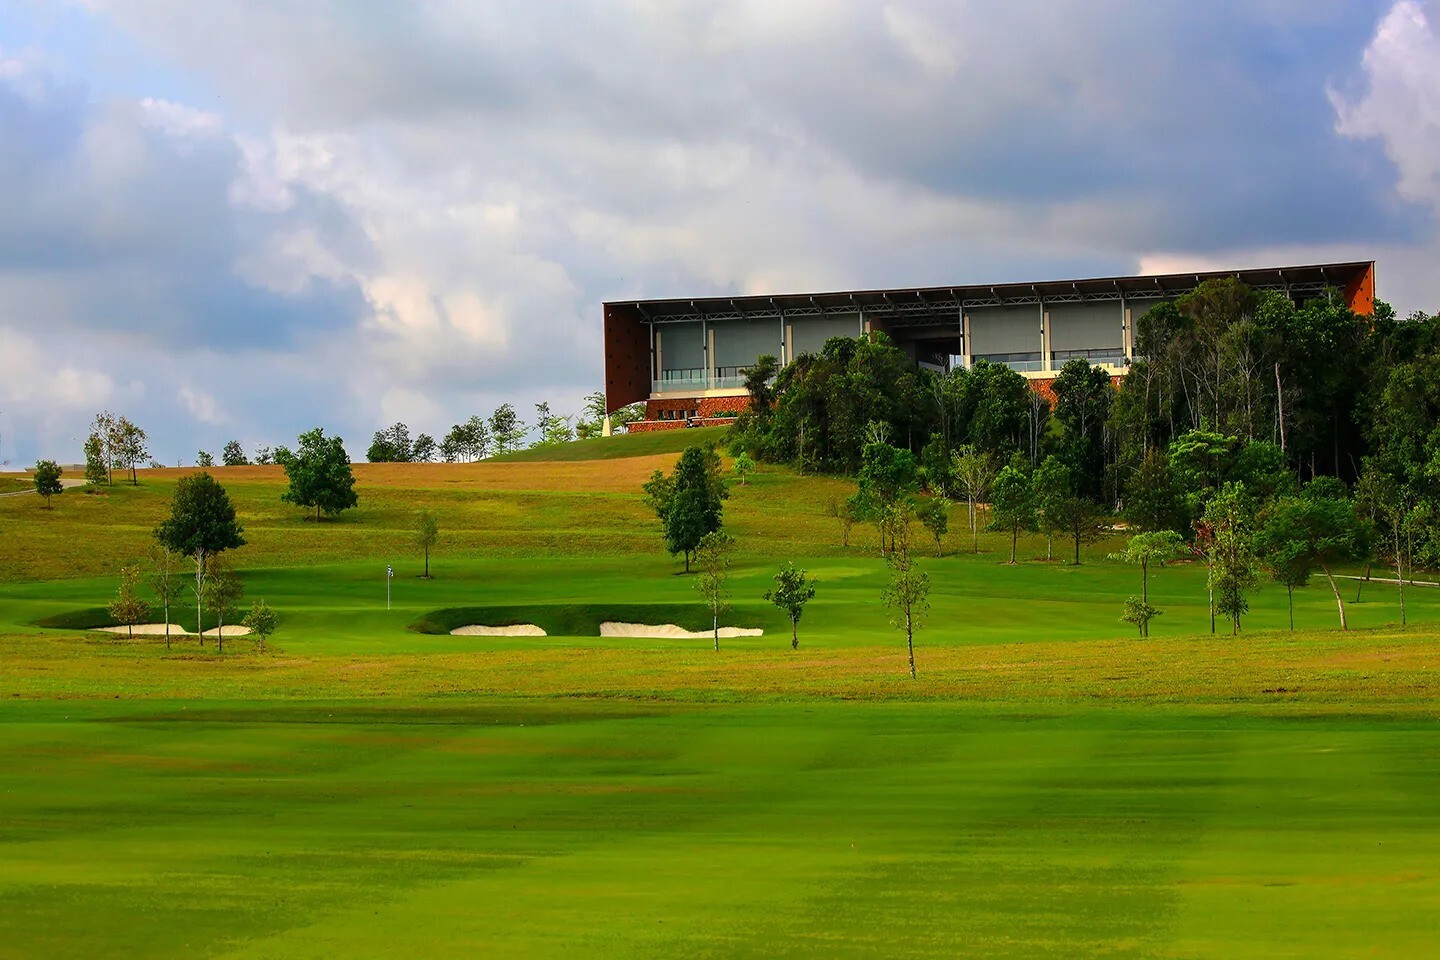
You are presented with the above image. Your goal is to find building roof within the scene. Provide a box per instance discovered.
[605,261,1374,326]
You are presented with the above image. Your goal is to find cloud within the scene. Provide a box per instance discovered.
[0,1,1436,465]
[1331,1,1440,212]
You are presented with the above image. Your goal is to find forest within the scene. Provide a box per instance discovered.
[729,278,1440,582]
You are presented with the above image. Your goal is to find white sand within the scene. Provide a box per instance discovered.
[201,625,252,638]
[450,624,547,637]
[96,623,190,636]
[600,621,763,640]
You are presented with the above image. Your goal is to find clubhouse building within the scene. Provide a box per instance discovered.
[603,261,1376,432]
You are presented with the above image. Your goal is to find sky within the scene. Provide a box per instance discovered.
[1,0,1438,465]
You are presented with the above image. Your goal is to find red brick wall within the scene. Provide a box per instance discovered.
[644,396,748,420]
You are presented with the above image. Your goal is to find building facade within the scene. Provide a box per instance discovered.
[603,261,1375,432]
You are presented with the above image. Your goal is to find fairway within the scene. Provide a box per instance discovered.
[2,443,1439,957]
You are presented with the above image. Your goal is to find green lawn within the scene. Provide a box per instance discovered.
[491,425,729,462]
[2,444,1438,957]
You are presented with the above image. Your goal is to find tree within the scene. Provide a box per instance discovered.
[222,440,248,467]
[196,450,215,468]
[415,507,439,579]
[693,531,735,651]
[90,411,117,484]
[1123,449,1187,534]
[488,404,525,456]
[1108,531,1185,636]
[854,439,920,553]
[242,600,279,652]
[146,543,185,650]
[531,402,575,447]
[649,446,727,571]
[83,432,107,486]
[1201,482,1260,635]
[1032,456,1072,562]
[765,563,817,650]
[253,446,275,465]
[1050,357,1114,501]
[916,497,949,557]
[827,495,859,547]
[441,416,490,462]
[114,418,149,484]
[733,452,756,486]
[367,422,413,462]
[881,501,929,678]
[1120,597,1163,638]
[411,434,438,463]
[1254,487,1371,631]
[1355,462,1416,625]
[575,391,608,440]
[951,447,997,553]
[280,428,358,522]
[207,556,244,653]
[1256,530,1311,631]
[32,460,62,508]
[989,455,1037,564]
[107,564,150,640]
[153,472,246,639]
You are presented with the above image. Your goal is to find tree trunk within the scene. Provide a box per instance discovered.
[1321,564,1347,630]
[1287,586,1294,631]
[128,623,134,640]
[1397,557,1406,626]
[1010,529,1018,564]
[1275,362,1286,453]
[1208,580,1215,634]
[195,549,205,645]
[1141,558,1149,605]
[791,618,798,650]
[164,599,171,651]
[1354,563,1371,602]
[424,547,430,579]
[906,613,916,679]
[1072,530,1080,566]
[713,611,719,652]
[217,614,224,653]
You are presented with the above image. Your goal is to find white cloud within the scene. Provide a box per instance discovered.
[178,386,222,424]
[1331,1,1440,211]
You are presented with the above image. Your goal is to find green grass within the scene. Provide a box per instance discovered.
[490,425,729,462]
[2,453,1439,957]
[0,476,32,493]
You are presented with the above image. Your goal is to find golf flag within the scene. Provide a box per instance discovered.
[387,565,394,578]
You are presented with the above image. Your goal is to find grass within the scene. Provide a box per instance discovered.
[490,425,729,462]
[2,436,1439,957]
[0,476,32,494]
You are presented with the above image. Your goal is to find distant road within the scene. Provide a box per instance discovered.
[0,479,87,499]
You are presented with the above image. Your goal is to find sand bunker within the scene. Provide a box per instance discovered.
[95,623,190,636]
[600,621,763,640]
[450,624,547,637]
[202,625,252,638]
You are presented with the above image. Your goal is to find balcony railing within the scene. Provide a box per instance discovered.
[653,367,754,394]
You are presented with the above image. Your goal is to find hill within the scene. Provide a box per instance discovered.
[489,424,729,462]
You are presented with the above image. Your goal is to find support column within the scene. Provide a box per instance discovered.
[1040,300,1052,372]
[707,325,716,385]
[961,311,971,369]
[779,311,787,365]
[700,318,709,388]
[1122,296,1134,361]
[654,328,663,384]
